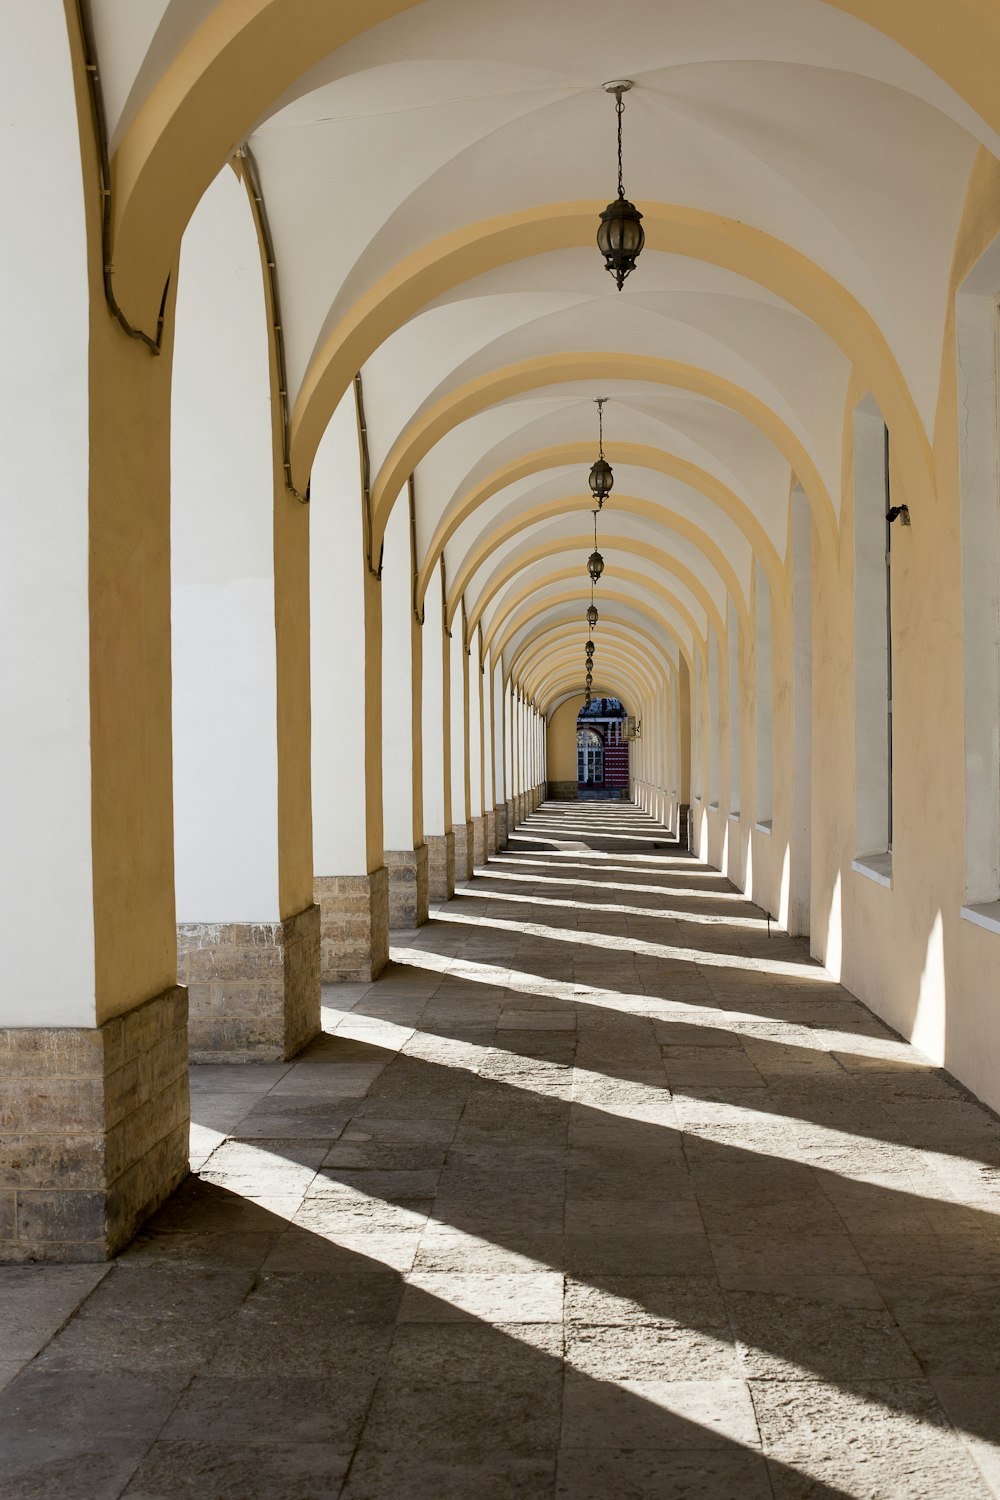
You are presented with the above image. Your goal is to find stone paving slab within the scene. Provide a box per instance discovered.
[4,801,1000,1495]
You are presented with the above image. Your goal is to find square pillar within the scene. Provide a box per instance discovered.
[426,831,456,903]
[0,989,189,1263]
[386,844,430,929]
[177,905,320,1062]
[315,868,389,984]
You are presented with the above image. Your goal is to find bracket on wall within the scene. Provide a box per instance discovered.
[77,0,169,354]
[479,623,486,675]
[461,597,471,656]
[408,474,424,623]
[238,145,308,504]
[354,372,383,578]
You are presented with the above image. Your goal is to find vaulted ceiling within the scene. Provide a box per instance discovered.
[91,0,996,711]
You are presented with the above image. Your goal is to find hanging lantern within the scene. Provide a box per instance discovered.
[586,640,595,658]
[587,602,598,630]
[588,550,604,583]
[597,82,644,290]
[588,398,614,508]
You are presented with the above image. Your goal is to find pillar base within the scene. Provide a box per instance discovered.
[486,808,497,855]
[506,797,516,832]
[386,845,429,930]
[547,781,579,801]
[497,804,508,850]
[453,820,474,882]
[178,904,320,1063]
[315,867,389,983]
[472,815,486,867]
[0,987,189,1263]
[427,832,456,902]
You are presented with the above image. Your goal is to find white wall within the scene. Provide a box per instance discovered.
[450,626,468,825]
[957,243,1000,907]
[422,561,447,838]
[382,494,414,851]
[0,3,95,1023]
[853,400,891,859]
[172,168,279,922]
[755,563,774,826]
[312,389,369,874]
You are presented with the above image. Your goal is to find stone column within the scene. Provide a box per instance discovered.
[172,168,319,1063]
[312,391,388,986]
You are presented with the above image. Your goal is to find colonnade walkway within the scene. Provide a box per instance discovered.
[4,801,1000,1497]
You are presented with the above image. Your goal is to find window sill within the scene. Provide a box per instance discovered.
[754,820,772,835]
[961,901,1000,937]
[852,853,893,888]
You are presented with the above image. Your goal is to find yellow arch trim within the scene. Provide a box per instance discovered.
[289,214,929,519]
[446,492,751,628]
[515,632,672,708]
[111,1,1000,325]
[507,613,678,692]
[368,352,836,560]
[493,586,696,672]
[541,676,645,718]
[462,532,730,644]
[529,646,660,709]
[484,569,704,658]
[419,440,785,609]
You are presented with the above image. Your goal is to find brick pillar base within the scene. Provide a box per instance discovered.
[486,809,497,854]
[315,867,389,983]
[453,821,474,882]
[178,904,320,1063]
[471,815,486,867]
[427,832,455,903]
[496,804,508,850]
[386,845,430,930]
[0,987,189,1263]
[506,797,516,832]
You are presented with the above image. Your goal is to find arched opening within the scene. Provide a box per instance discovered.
[577,697,629,800]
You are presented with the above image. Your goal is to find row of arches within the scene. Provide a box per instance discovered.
[4,1,1000,1262]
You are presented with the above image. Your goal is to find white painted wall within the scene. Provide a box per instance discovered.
[853,401,890,859]
[492,659,505,805]
[172,168,279,923]
[788,491,814,933]
[755,563,774,826]
[422,561,447,838]
[450,627,468,825]
[312,390,369,874]
[382,494,415,851]
[468,632,483,819]
[727,600,741,815]
[0,4,94,1024]
[957,244,1000,907]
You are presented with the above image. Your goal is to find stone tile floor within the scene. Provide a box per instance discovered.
[4,801,1000,1496]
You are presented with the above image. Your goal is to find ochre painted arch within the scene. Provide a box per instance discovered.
[462,532,732,643]
[419,441,786,610]
[446,492,752,627]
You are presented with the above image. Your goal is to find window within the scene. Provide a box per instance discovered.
[727,597,740,816]
[755,561,773,829]
[853,396,892,874]
[958,238,1000,918]
[577,727,604,784]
